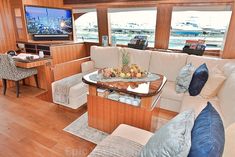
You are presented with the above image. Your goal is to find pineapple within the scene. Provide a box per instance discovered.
[121,49,130,73]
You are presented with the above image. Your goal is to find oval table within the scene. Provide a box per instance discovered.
[82,71,167,133]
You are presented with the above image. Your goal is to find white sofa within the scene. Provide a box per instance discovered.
[85,46,235,157]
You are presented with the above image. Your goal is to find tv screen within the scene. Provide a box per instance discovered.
[25,6,72,35]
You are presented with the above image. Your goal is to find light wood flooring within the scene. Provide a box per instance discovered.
[0,86,177,157]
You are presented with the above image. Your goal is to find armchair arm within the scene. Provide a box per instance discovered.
[81,60,95,73]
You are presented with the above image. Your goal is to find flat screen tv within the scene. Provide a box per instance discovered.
[25,6,72,35]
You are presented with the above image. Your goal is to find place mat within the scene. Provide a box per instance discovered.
[89,73,160,83]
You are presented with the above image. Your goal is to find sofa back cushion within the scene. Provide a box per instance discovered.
[188,102,225,157]
[90,46,120,69]
[187,55,223,74]
[119,48,152,71]
[149,51,188,81]
[218,72,235,128]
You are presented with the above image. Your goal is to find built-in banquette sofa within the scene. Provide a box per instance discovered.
[52,46,235,156]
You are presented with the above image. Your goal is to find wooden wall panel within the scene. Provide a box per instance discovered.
[0,0,17,87]
[222,2,235,59]
[97,7,111,45]
[0,0,16,53]
[53,57,90,81]
[50,43,88,65]
[155,4,172,49]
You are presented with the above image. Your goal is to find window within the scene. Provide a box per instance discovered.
[109,8,157,47]
[74,9,99,42]
[169,6,232,50]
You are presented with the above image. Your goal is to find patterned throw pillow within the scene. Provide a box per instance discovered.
[140,110,195,157]
[176,63,195,93]
[189,63,209,96]
[188,102,225,157]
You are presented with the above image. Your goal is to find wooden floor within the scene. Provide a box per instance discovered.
[0,86,95,157]
[0,86,177,157]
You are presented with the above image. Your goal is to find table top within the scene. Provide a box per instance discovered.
[82,71,167,97]
[14,56,52,68]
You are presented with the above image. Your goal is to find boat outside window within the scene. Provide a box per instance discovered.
[108,8,157,47]
[74,9,99,43]
[169,6,232,50]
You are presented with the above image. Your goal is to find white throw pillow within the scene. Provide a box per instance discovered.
[140,110,195,157]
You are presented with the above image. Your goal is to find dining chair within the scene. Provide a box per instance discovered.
[0,54,39,97]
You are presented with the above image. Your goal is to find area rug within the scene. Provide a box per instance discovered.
[64,112,169,144]
[63,112,108,145]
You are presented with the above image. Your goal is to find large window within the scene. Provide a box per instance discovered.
[169,6,232,50]
[74,9,99,42]
[109,8,157,47]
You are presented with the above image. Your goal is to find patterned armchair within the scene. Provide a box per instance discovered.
[0,54,38,97]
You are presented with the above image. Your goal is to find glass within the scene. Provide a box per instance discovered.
[74,12,99,43]
[169,7,232,50]
[109,9,157,47]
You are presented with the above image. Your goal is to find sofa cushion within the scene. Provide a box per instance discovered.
[188,102,225,157]
[223,123,235,157]
[90,46,120,69]
[218,72,235,128]
[180,94,222,118]
[112,124,153,146]
[162,81,184,102]
[160,98,182,113]
[149,51,188,81]
[186,55,223,73]
[69,82,88,98]
[200,70,226,99]
[140,110,195,157]
[189,63,209,96]
[120,48,152,71]
[176,63,195,93]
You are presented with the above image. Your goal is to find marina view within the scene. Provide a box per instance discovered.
[75,10,232,50]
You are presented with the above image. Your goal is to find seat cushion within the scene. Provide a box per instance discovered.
[189,63,209,96]
[223,123,235,157]
[69,82,88,98]
[90,46,120,69]
[112,124,153,146]
[160,98,182,113]
[149,51,188,81]
[188,103,225,157]
[120,48,152,71]
[161,81,184,101]
[140,110,195,157]
[180,94,222,119]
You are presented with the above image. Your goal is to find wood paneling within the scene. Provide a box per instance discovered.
[222,2,235,59]
[155,4,173,49]
[97,8,111,45]
[0,0,17,87]
[23,0,64,8]
[50,43,88,65]
[88,95,153,133]
[53,57,90,81]
[0,0,16,53]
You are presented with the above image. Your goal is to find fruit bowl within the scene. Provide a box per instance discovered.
[99,64,148,79]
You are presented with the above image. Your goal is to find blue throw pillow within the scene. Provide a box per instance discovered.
[188,102,225,157]
[189,63,209,96]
